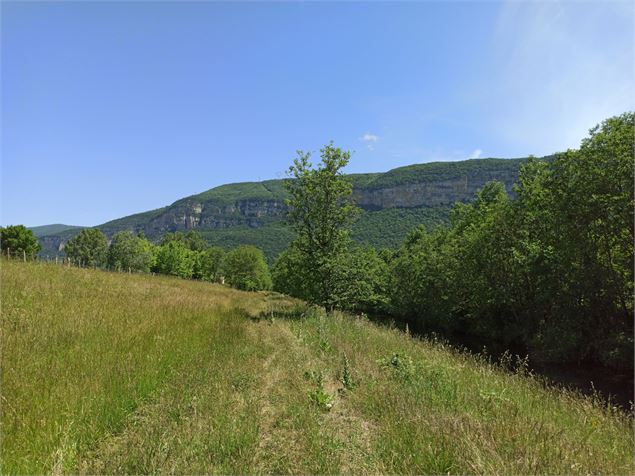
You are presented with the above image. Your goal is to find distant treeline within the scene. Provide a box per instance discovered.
[1,226,271,292]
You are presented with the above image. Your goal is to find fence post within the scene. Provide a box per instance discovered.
[7,248,10,260]
[23,250,26,262]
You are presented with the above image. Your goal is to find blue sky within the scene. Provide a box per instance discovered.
[2,1,632,227]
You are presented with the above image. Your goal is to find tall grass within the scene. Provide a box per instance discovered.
[2,261,632,474]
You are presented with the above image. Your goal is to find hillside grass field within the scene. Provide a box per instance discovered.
[2,260,633,474]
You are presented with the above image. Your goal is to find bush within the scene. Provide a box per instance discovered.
[65,229,108,267]
[193,246,225,282]
[222,245,271,291]
[108,231,155,272]
[0,225,41,258]
[153,241,195,279]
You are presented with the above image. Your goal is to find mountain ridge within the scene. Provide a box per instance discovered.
[28,224,84,238]
[36,157,534,259]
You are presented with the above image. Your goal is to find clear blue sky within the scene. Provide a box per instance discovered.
[2,1,632,227]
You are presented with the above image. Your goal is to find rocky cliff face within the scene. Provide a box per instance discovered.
[38,234,67,256]
[37,157,530,256]
[132,199,287,236]
[353,169,518,210]
[131,167,520,236]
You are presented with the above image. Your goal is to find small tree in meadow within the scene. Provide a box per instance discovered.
[0,225,41,258]
[284,143,359,308]
[194,246,225,282]
[222,245,271,291]
[153,240,195,279]
[108,231,155,272]
[65,228,108,267]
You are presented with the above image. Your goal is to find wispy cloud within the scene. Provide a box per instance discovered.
[359,133,380,150]
[479,0,634,154]
[469,149,482,159]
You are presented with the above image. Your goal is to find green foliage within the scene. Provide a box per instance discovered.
[0,225,41,257]
[272,244,311,299]
[274,244,389,314]
[378,353,416,383]
[222,245,272,291]
[184,179,290,207]
[161,230,208,252]
[389,112,634,369]
[331,246,390,313]
[65,228,108,267]
[284,143,359,308]
[352,206,451,249]
[28,224,83,238]
[99,207,168,236]
[108,231,155,272]
[363,157,525,190]
[515,112,634,367]
[306,371,334,411]
[198,223,295,264]
[341,354,355,390]
[38,157,529,261]
[153,241,195,279]
[390,225,457,333]
[194,246,225,282]
[274,249,388,318]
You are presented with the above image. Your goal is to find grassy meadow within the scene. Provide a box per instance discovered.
[2,260,633,474]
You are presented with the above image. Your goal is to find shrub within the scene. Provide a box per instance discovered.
[222,245,272,291]
[153,241,195,279]
[65,229,108,267]
[0,225,41,257]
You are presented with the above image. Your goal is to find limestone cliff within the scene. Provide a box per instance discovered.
[37,157,532,258]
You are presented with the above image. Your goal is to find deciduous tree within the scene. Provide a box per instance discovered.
[0,225,41,257]
[284,143,359,307]
[65,229,108,267]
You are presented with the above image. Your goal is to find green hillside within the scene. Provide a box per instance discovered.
[36,157,531,260]
[28,224,83,237]
[360,158,528,190]
[2,261,632,474]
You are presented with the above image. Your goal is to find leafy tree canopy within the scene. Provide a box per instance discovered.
[108,231,155,273]
[0,225,41,257]
[153,240,195,279]
[284,143,359,307]
[65,228,108,267]
[222,245,271,291]
[161,230,208,252]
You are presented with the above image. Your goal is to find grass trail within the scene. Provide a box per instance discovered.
[2,261,633,474]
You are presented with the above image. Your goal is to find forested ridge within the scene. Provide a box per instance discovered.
[33,157,528,259]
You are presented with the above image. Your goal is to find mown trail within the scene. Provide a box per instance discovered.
[2,261,633,474]
[78,313,377,474]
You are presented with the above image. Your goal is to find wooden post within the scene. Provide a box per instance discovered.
[23,250,26,262]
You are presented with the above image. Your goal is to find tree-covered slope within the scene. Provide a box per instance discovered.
[28,224,83,237]
[37,157,532,259]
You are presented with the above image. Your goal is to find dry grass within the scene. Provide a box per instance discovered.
[2,260,633,474]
